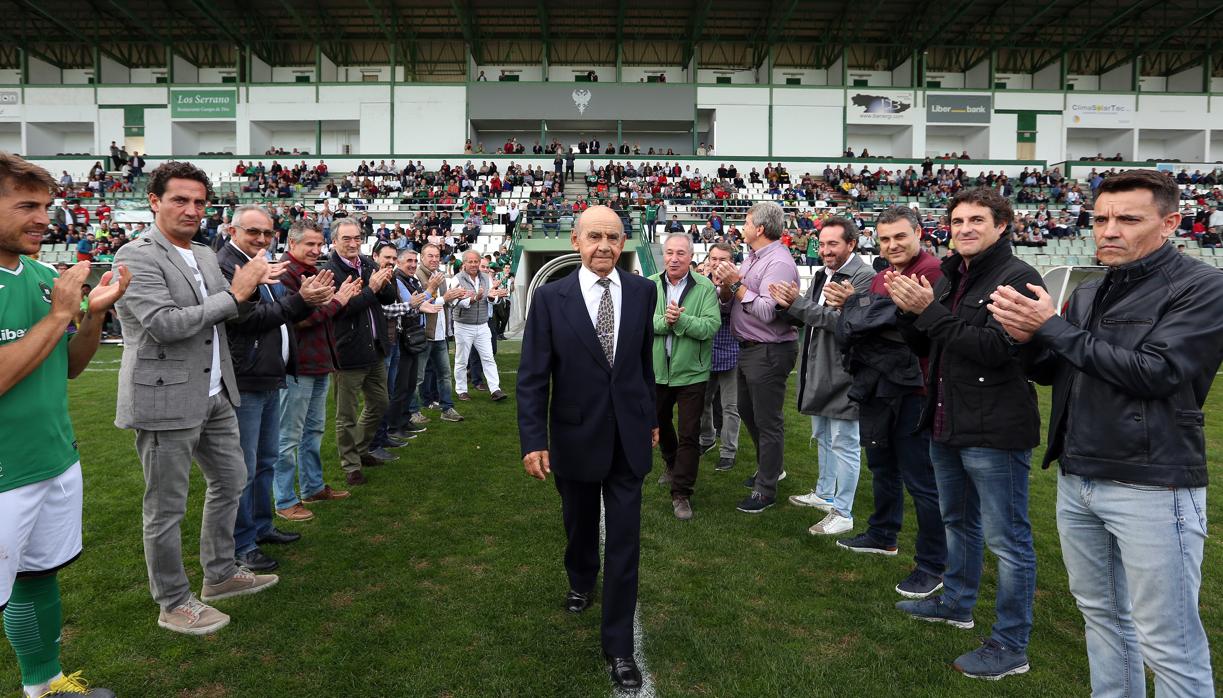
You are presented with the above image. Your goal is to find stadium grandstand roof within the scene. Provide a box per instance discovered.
[3,0,1221,79]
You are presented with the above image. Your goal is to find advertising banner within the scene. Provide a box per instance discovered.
[1066,95,1134,128]
[926,94,992,124]
[845,89,916,124]
[170,88,237,119]
[467,82,695,121]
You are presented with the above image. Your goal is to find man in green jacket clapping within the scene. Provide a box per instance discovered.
[652,234,721,520]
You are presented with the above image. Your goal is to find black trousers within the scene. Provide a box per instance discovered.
[553,436,643,658]
[656,381,707,500]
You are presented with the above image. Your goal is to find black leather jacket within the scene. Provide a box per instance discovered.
[1025,243,1223,487]
[217,243,312,392]
[899,238,1045,451]
[325,251,398,369]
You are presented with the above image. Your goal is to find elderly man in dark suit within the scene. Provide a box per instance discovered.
[114,162,279,637]
[517,206,658,691]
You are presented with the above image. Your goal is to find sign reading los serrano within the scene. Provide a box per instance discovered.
[170,88,237,119]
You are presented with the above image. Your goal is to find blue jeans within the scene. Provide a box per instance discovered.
[811,416,862,519]
[234,389,279,555]
[929,442,1036,652]
[416,339,454,410]
[1057,471,1213,697]
[274,374,329,510]
[863,394,946,576]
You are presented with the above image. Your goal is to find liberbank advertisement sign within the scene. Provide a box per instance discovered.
[170,89,237,119]
[846,90,916,124]
[926,94,991,124]
[467,83,695,121]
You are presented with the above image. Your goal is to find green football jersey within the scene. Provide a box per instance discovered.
[0,257,78,493]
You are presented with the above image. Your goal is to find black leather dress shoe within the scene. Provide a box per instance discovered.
[236,548,279,572]
[563,590,594,614]
[603,653,642,690]
[256,528,301,545]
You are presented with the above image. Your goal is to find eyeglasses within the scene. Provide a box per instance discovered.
[237,226,277,238]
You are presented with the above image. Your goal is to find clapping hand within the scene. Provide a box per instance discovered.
[299,273,335,306]
[334,275,362,306]
[664,300,685,325]
[51,262,91,320]
[884,271,935,314]
[987,283,1055,343]
[368,266,394,292]
[768,281,800,309]
[85,264,131,316]
[822,280,856,309]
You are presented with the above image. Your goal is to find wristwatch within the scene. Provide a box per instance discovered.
[728,281,743,296]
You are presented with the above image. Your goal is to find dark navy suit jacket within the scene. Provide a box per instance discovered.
[517,267,658,482]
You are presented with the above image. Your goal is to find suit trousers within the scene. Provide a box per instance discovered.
[134,392,246,610]
[553,436,643,658]
[334,361,389,473]
[737,341,798,499]
[656,381,707,500]
[453,321,500,394]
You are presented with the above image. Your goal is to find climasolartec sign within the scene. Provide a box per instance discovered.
[926,94,992,124]
[170,89,238,119]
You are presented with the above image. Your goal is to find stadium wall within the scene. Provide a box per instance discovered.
[3,84,1223,164]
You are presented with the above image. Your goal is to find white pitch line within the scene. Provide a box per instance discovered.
[600,496,656,698]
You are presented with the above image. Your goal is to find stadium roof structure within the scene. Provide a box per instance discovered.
[3,0,1221,80]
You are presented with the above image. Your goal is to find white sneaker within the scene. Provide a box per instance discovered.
[808,512,854,536]
[788,491,835,512]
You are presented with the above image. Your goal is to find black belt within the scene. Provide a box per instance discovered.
[737,339,795,349]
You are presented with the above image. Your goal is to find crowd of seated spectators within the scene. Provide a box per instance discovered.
[235,159,328,196]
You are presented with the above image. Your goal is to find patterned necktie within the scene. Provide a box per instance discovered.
[595,278,615,366]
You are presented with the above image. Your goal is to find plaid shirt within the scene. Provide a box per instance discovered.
[279,251,344,376]
[710,309,739,372]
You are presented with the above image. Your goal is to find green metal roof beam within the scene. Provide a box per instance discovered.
[911,0,979,54]
[681,0,715,68]
[1097,5,1223,75]
[275,0,332,62]
[183,0,255,62]
[99,0,171,47]
[990,0,1064,50]
[755,0,803,68]
[538,0,549,64]
[1030,0,1158,73]
[11,0,132,68]
[449,0,480,63]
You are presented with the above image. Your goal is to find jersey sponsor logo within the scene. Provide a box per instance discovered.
[0,328,27,341]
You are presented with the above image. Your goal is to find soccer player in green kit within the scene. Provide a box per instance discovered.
[0,153,129,698]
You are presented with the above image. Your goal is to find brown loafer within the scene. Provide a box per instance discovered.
[302,485,350,503]
[275,503,315,521]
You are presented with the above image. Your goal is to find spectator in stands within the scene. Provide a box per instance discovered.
[218,205,334,573]
[991,169,1220,697]
[772,216,875,536]
[890,188,1042,680]
[652,233,720,520]
[452,250,508,402]
[326,218,399,485]
[710,202,799,513]
[129,152,145,178]
[114,161,280,635]
[274,220,357,523]
[75,232,95,262]
[833,205,946,599]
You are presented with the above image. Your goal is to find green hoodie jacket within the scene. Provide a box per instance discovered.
[651,270,721,387]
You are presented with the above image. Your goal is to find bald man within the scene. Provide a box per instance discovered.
[517,206,658,691]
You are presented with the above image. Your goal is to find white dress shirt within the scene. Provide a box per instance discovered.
[578,265,621,350]
[174,246,223,397]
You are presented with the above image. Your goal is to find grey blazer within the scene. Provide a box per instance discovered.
[113,226,248,431]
